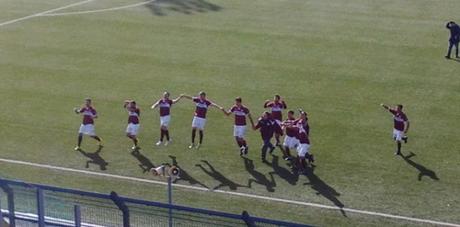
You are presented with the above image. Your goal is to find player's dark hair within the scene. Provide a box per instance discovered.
[85,98,91,102]
[274,94,281,99]
[397,104,403,109]
[263,111,270,116]
[199,91,206,96]
[132,101,136,105]
[288,110,294,114]
[235,97,242,102]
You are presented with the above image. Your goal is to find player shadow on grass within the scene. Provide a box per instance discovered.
[447,58,460,63]
[169,155,208,188]
[402,152,439,181]
[144,0,221,16]
[265,155,299,186]
[242,157,276,192]
[78,146,108,171]
[131,148,155,173]
[196,160,247,191]
[303,167,347,217]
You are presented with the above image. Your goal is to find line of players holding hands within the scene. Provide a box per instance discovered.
[73,92,314,173]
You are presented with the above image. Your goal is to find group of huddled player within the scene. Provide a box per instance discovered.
[73,92,316,174]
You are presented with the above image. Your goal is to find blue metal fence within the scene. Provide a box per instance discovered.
[0,178,311,227]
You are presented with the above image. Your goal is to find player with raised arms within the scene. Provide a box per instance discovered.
[221,97,255,156]
[445,21,460,59]
[252,111,283,163]
[381,103,410,155]
[124,100,141,151]
[294,110,313,174]
[264,94,287,147]
[181,91,224,149]
[281,110,298,161]
[151,91,182,146]
[73,98,102,151]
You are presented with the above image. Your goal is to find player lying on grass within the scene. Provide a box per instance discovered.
[124,100,140,151]
[380,103,410,155]
[151,91,182,146]
[252,111,283,163]
[73,98,102,151]
[150,163,180,181]
[180,91,224,149]
[281,110,299,161]
[264,94,287,147]
[221,97,255,156]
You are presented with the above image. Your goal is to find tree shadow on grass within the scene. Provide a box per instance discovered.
[242,157,276,192]
[78,146,108,171]
[169,155,208,188]
[303,167,346,217]
[131,148,155,173]
[145,0,222,16]
[265,155,298,186]
[196,160,246,191]
[402,152,439,181]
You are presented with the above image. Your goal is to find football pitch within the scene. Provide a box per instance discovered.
[1,0,460,226]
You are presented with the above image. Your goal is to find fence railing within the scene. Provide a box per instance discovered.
[0,178,311,227]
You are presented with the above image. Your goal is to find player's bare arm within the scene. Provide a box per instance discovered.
[73,107,81,114]
[404,121,410,133]
[221,108,231,116]
[124,100,133,110]
[248,113,255,127]
[263,100,271,108]
[172,96,182,104]
[180,94,193,100]
[151,100,160,109]
[282,100,287,108]
[210,102,224,110]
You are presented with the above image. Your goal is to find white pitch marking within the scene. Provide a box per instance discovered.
[0,0,94,27]
[41,0,156,17]
[0,157,459,227]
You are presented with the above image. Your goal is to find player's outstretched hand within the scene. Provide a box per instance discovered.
[73,107,79,114]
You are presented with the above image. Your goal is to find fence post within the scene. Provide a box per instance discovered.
[242,210,255,227]
[109,191,129,227]
[0,183,15,227]
[167,176,173,227]
[74,205,81,227]
[37,188,45,227]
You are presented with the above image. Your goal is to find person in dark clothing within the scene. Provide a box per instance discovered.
[252,111,283,162]
[445,21,460,59]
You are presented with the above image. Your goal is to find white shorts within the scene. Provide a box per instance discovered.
[297,143,310,157]
[126,123,140,136]
[192,116,206,130]
[283,136,299,149]
[160,115,171,127]
[393,129,404,141]
[233,125,246,138]
[79,124,96,136]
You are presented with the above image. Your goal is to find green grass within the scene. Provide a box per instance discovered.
[1,0,460,226]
